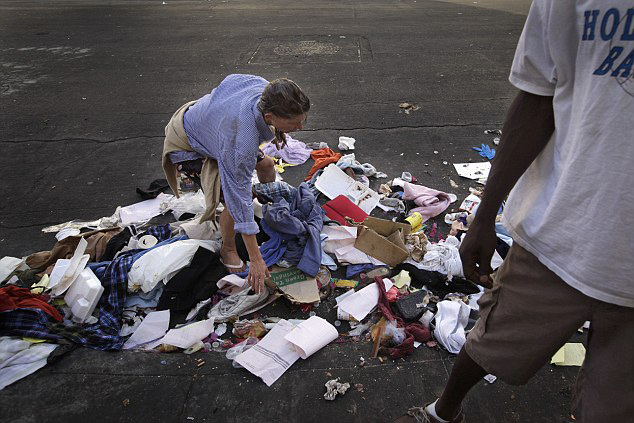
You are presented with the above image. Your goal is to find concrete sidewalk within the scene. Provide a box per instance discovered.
[0,1,579,422]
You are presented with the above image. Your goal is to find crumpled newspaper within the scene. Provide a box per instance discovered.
[324,378,351,401]
[406,232,429,262]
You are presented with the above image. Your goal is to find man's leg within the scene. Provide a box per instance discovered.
[256,155,276,183]
[573,301,634,423]
[219,208,245,272]
[434,349,488,420]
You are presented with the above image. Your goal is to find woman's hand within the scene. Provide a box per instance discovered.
[247,257,270,293]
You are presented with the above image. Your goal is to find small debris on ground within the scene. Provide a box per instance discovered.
[324,378,351,400]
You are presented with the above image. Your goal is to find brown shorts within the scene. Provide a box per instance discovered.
[465,243,634,423]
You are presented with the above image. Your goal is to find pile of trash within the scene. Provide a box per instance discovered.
[0,132,513,391]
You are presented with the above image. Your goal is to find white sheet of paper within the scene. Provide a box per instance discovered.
[119,193,172,225]
[160,318,215,349]
[217,274,249,289]
[453,162,491,181]
[322,226,357,254]
[335,289,356,305]
[234,319,300,386]
[283,316,338,359]
[123,310,171,350]
[334,243,373,264]
[337,278,394,321]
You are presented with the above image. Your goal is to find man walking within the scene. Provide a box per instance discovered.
[394,1,634,422]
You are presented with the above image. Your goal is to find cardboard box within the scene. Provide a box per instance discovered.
[266,266,321,304]
[354,217,411,267]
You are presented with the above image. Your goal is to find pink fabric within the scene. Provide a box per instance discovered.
[402,182,452,221]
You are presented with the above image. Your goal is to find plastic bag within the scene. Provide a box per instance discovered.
[226,337,259,368]
[382,320,406,346]
[161,190,207,219]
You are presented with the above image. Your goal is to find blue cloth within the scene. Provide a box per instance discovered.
[262,183,324,277]
[169,150,204,164]
[236,217,288,278]
[259,220,287,267]
[0,225,178,350]
[254,181,295,204]
[0,309,64,342]
[183,74,275,235]
[125,283,164,308]
[346,263,377,279]
[320,233,337,271]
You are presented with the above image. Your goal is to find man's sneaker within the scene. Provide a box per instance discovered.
[207,288,271,322]
[391,405,466,423]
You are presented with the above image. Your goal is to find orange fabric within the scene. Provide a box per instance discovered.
[304,148,342,181]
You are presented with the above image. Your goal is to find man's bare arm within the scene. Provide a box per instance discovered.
[460,90,555,287]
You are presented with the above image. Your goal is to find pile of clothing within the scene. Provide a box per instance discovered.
[0,135,512,389]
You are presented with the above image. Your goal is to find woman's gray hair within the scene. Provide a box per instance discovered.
[258,78,310,147]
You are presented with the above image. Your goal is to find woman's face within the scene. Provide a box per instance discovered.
[265,113,307,132]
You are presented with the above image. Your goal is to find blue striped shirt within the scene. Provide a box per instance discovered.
[183,74,274,234]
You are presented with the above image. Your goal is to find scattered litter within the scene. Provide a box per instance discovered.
[324,378,351,400]
[399,103,420,114]
[453,162,491,184]
[234,317,338,386]
[484,374,497,384]
[433,299,470,354]
[551,343,586,366]
[315,164,380,214]
[0,129,518,396]
[459,194,481,214]
[338,136,356,151]
[472,144,496,160]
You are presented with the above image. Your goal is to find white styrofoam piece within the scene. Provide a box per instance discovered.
[314,164,380,214]
[64,267,104,323]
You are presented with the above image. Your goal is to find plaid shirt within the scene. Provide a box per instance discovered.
[0,225,180,351]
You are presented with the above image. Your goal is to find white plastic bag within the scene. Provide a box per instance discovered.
[433,300,470,354]
[225,337,259,368]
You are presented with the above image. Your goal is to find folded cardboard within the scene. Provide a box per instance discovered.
[354,217,411,267]
[267,266,320,304]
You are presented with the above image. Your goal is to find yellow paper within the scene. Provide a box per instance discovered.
[550,343,586,366]
[30,274,50,294]
[393,270,411,289]
[22,338,47,344]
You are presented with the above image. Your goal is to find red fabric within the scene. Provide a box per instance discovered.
[406,322,432,343]
[386,286,399,302]
[0,285,63,321]
[374,277,432,359]
[322,195,368,226]
[304,148,342,181]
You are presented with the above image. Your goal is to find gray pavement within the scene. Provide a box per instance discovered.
[0,1,579,422]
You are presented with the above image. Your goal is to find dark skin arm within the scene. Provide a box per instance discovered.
[460,90,555,288]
